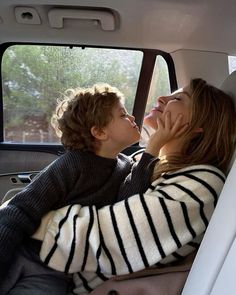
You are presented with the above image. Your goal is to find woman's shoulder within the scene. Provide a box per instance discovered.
[174,164,225,178]
[148,164,226,202]
[151,164,226,188]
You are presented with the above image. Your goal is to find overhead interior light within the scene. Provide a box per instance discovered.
[15,7,41,25]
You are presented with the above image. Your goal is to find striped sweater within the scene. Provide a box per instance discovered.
[37,164,225,294]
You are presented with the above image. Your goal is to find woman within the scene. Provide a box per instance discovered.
[37,78,235,294]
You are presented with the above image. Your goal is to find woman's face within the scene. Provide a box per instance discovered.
[144,86,191,130]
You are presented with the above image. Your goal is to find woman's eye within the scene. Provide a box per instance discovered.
[174,97,181,101]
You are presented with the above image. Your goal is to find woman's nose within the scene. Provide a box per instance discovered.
[157,95,170,105]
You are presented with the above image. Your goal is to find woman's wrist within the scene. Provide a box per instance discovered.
[145,144,161,157]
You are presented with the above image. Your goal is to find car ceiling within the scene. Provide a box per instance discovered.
[0,0,236,55]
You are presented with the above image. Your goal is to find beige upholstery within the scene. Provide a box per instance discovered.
[221,70,236,173]
[220,70,236,105]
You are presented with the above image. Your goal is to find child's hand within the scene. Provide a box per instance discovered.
[145,112,188,157]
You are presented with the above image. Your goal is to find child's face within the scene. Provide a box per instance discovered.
[104,101,140,150]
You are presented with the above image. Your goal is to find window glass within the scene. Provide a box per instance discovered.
[228,55,236,74]
[140,55,171,146]
[2,45,143,143]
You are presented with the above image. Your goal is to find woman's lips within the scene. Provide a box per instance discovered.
[150,106,163,113]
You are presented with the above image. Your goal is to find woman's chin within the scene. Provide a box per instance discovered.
[144,115,157,130]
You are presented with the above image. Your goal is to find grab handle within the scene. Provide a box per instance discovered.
[48,8,116,31]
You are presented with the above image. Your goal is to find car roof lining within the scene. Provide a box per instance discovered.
[0,1,236,55]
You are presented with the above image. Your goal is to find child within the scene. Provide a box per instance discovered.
[0,83,160,294]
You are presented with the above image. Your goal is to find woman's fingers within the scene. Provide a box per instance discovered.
[164,111,171,131]
[156,116,164,129]
[170,113,183,134]
[174,123,189,138]
[155,112,188,140]
[171,114,189,138]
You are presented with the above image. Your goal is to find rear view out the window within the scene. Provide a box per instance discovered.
[140,55,171,146]
[2,45,143,144]
[228,55,236,74]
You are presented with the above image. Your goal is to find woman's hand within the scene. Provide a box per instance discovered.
[145,112,188,157]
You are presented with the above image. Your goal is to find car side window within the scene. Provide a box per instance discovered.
[2,45,143,144]
[1,45,176,146]
[228,55,236,74]
[140,55,171,146]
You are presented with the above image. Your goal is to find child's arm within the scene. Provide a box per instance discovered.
[117,151,156,200]
[0,151,80,277]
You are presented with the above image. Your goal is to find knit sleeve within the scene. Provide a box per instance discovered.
[39,165,225,275]
[0,151,80,277]
[117,152,155,200]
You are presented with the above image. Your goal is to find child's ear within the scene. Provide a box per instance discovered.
[91,126,108,141]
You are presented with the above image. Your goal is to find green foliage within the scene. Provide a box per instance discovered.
[2,46,144,127]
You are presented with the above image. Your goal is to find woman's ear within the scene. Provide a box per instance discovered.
[91,126,108,141]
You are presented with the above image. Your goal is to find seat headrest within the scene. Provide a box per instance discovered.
[220,70,236,110]
[220,70,236,173]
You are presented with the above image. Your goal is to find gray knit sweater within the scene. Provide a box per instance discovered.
[0,150,154,277]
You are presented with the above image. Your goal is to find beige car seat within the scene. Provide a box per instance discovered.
[182,71,236,295]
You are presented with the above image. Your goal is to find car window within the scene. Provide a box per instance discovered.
[228,55,236,74]
[2,45,143,144]
[1,44,175,146]
[140,55,171,146]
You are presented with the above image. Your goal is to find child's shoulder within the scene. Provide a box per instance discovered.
[59,149,84,160]
[50,150,86,168]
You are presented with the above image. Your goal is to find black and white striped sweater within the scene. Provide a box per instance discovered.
[35,164,225,294]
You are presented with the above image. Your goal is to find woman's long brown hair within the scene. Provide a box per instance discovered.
[152,78,236,180]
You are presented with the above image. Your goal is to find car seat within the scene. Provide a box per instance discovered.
[182,71,236,294]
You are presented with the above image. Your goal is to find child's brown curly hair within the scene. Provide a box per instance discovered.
[51,84,125,152]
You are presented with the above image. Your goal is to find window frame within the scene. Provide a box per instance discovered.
[0,42,177,152]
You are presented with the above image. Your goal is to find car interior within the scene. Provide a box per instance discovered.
[0,0,236,294]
